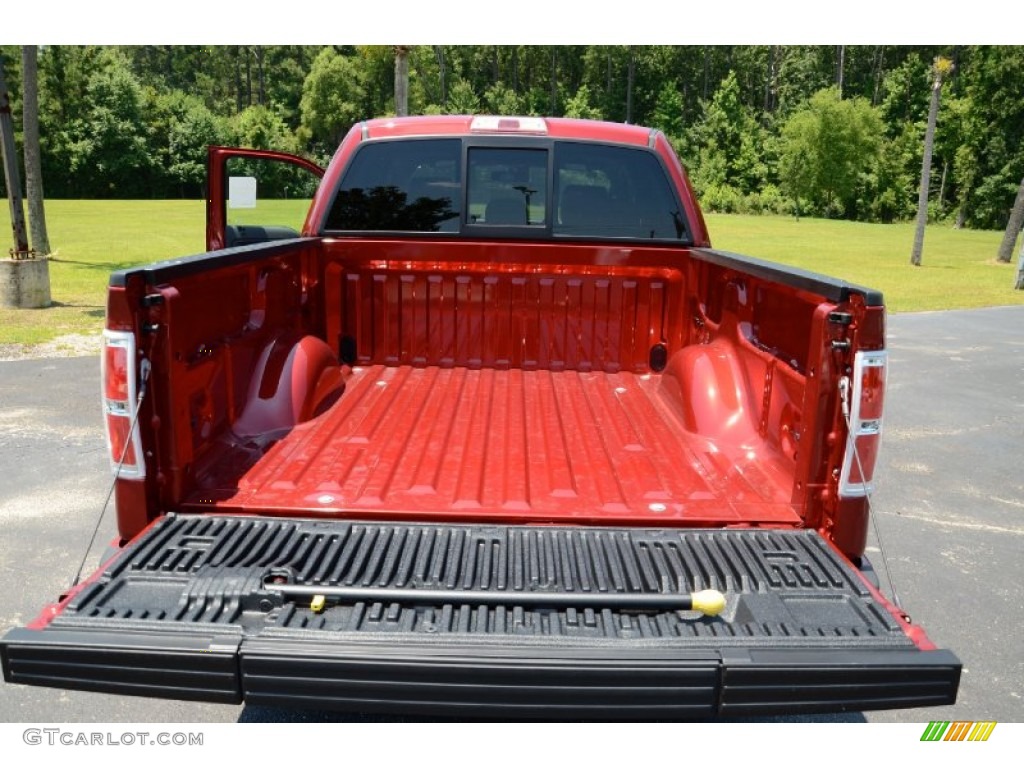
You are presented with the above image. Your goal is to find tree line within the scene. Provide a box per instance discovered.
[0,44,1023,232]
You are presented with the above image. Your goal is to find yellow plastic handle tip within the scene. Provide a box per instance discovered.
[310,594,326,613]
[690,589,726,616]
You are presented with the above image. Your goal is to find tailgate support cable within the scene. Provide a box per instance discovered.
[70,359,151,588]
[839,375,902,610]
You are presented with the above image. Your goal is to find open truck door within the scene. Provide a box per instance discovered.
[206,146,324,251]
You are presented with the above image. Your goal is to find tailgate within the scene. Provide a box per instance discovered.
[1,514,959,718]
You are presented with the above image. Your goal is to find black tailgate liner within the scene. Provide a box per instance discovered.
[2,514,960,717]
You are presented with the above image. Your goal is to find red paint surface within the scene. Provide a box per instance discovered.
[189,362,800,526]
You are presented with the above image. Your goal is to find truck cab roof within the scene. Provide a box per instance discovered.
[360,115,659,147]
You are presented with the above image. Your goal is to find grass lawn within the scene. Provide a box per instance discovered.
[1,201,1022,347]
[1,200,206,346]
[705,213,1024,313]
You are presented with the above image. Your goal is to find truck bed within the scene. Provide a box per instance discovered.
[189,364,802,526]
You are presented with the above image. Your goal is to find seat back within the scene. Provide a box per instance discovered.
[485,195,528,225]
[559,184,613,229]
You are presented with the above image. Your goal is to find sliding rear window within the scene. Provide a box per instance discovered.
[324,137,689,242]
[467,147,547,227]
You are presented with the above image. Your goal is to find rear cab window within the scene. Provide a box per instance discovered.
[324,139,462,232]
[323,136,690,243]
[554,142,687,240]
[468,147,547,226]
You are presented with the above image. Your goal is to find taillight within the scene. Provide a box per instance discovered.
[101,330,145,478]
[839,350,887,497]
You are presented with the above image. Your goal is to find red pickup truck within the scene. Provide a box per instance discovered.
[1,115,959,718]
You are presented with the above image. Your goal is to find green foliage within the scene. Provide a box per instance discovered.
[5,43,1022,236]
[563,85,603,121]
[149,90,226,197]
[579,46,630,123]
[699,182,790,217]
[698,183,743,214]
[71,50,154,198]
[37,46,105,196]
[299,48,365,148]
[483,82,524,115]
[444,79,481,115]
[879,54,929,133]
[354,46,396,118]
[864,56,937,224]
[0,46,22,104]
[650,82,683,139]
[228,105,308,198]
[952,47,1024,228]
[774,47,833,115]
[689,72,768,203]
[232,104,296,152]
[859,125,919,223]
[262,46,317,128]
[779,88,883,218]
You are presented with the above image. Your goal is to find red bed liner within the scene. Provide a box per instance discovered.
[189,364,801,526]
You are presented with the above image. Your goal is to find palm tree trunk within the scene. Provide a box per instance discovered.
[0,53,30,256]
[871,45,885,105]
[702,47,710,100]
[244,49,253,106]
[1,51,50,309]
[233,46,244,112]
[938,160,948,213]
[910,68,944,266]
[394,46,410,117]
[256,46,266,106]
[549,47,557,114]
[626,46,635,124]
[21,46,50,256]
[996,175,1024,263]
[836,45,845,98]
[1015,237,1024,290]
[434,46,447,108]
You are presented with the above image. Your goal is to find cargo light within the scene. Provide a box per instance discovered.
[839,350,887,497]
[469,116,548,134]
[101,330,146,479]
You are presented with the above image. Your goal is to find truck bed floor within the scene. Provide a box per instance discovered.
[191,365,800,525]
